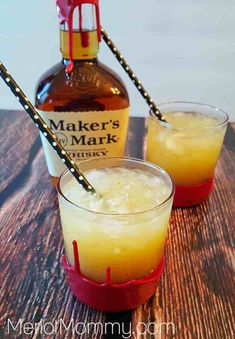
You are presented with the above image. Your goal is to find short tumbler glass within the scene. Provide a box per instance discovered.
[146,102,228,207]
[57,157,174,311]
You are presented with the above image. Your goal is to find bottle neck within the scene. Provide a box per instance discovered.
[59,4,100,62]
[60,29,99,61]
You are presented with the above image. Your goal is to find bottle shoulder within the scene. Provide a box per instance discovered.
[36,62,63,86]
[35,60,129,112]
[95,61,127,90]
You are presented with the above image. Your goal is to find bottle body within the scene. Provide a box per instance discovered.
[36,26,130,185]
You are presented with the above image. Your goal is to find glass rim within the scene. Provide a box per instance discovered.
[150,101,229,130]
[57,157,175,217]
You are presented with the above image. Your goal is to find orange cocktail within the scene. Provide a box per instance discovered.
[147,102,228,206]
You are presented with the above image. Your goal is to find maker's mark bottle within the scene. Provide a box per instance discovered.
[35,0,130,185]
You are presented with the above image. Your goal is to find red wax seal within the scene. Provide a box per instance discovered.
[56,0,101,72]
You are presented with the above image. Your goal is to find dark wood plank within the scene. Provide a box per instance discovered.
[0,110,41,200]
[0,111,234,339]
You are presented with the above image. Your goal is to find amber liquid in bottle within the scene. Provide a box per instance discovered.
[35,26,129,186]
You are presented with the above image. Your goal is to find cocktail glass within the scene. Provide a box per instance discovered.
[147,102,228,207]
[57,157,174,311]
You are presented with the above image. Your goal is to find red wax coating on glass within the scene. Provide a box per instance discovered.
[63,240,164,312]
[173,176,214,207]
[56,0,101,73]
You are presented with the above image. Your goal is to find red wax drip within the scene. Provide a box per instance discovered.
[72,240,81,274]
[56,0,101,73]
[78,4,90,48]
[105,267,112,286]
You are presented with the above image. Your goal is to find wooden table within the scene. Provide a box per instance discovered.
[0,110,234,339]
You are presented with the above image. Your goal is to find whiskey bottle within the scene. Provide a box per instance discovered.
[35,0,130,185]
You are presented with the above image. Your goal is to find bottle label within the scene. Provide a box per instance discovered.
[39,108,130,177]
